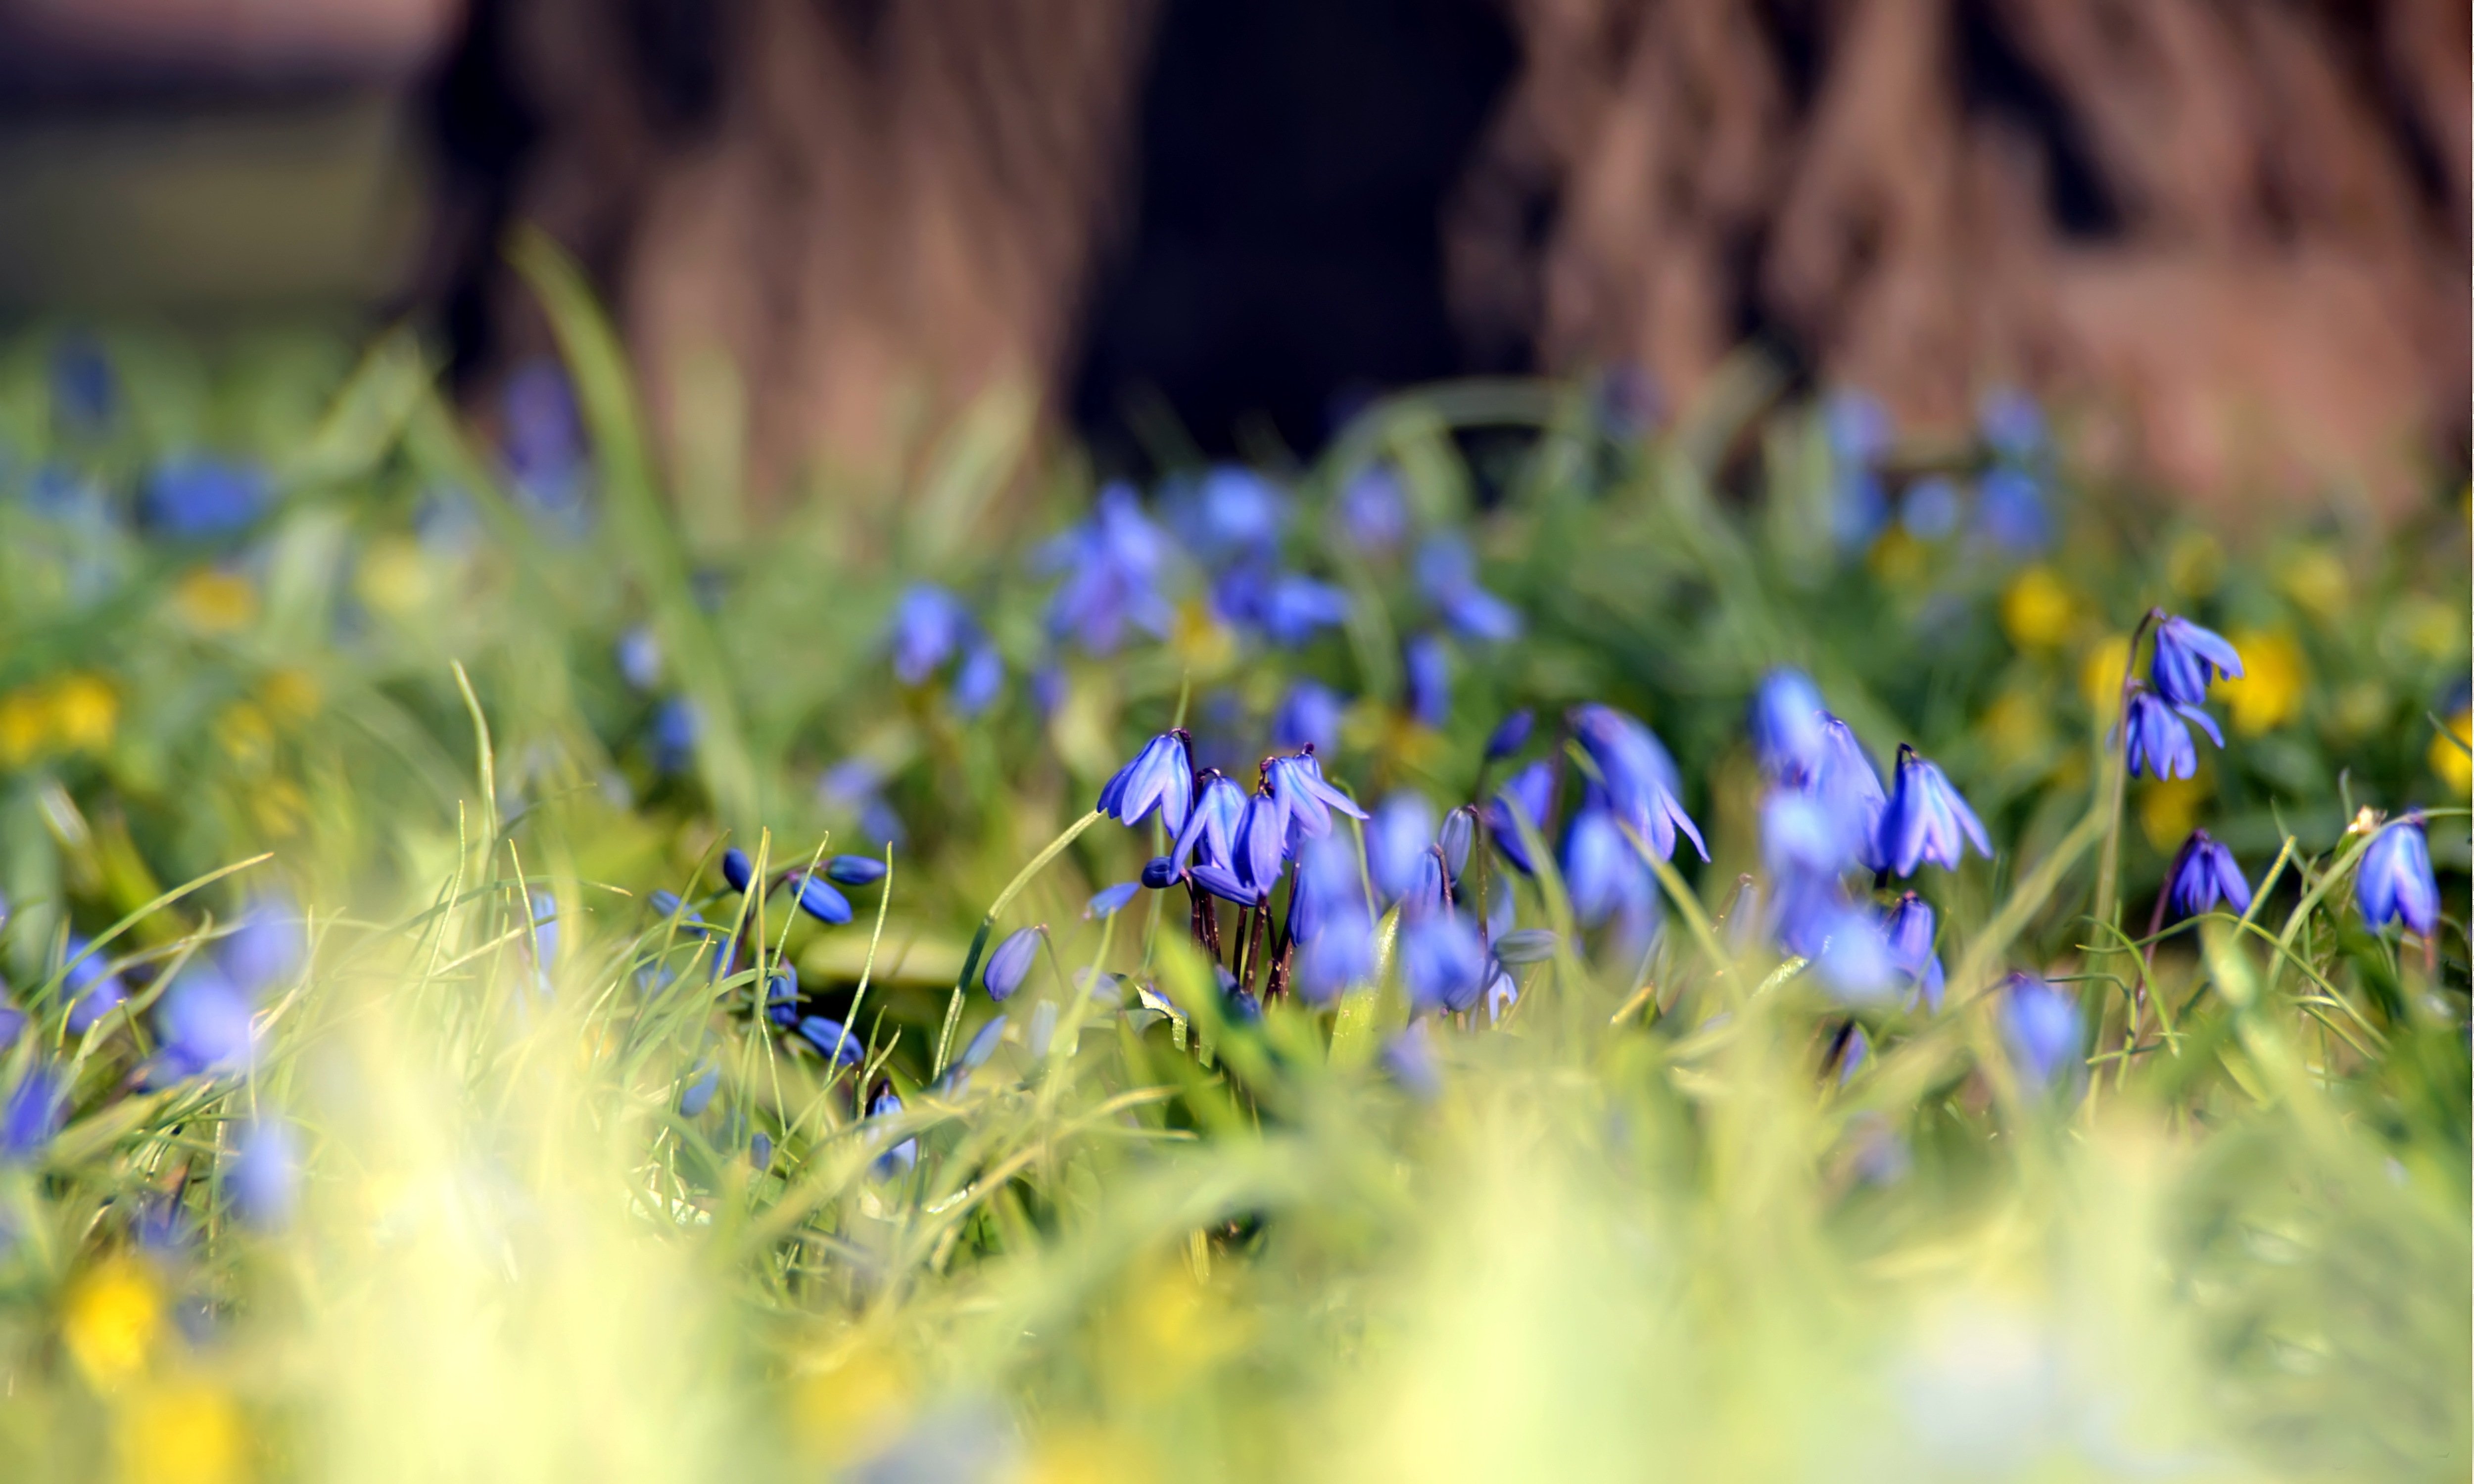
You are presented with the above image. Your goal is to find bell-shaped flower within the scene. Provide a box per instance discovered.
[1875,745,1992,877]
[1750,669,1829,785]
[1272,680,1346,755]
[869,1087,917,1178]
[156,962,256,1080]
[1171,771,1248,873]
[228,1116,301,1230]
[1485,760,1556,874]
[1485,709,1534,760]
[62,937,127,1035]
[981,927,1043,1002]
[1265,748,1367,846]
[1416,534,1523,643]
[1570,703,1707,862]
[1085,881,1140,919]
[720,847,756,894]
[1404,633,1453,729]
[889,584,970,686]
[1230,790,1289,896]
[1366,791,1438,906]
[824,855,887,886]
[796,1017,862,1065]
[1401,910,1489,1016]
[2000,974,2081,1088]
[1,1064,66,1161]
[679,1062,720,1118]
[1565,804,1654,928]
[789,871,853,926]
[2148,614,2243,708]
[949,643,1004,718]
[2164,830,2251,922]
[2357,814,2439,937]
[2121,683,2219,780]
[1881,893,1945,1012]
[1098,731,1194,834]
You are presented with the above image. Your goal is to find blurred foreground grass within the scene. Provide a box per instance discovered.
[0,247,2465,1482]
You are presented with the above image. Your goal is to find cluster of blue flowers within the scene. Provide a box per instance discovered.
[1826,387,2053,555]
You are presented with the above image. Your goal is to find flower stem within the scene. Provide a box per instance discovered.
[933,808,1104,1077]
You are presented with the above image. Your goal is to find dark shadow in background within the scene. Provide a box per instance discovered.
[1068,0,1520,478]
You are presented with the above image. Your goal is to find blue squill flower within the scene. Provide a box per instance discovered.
[1401,911,1488,1015]
[1085,882,1140,919]
[2121,684,2218,780]
[1811,718,1888,869]
[221,895,302,995]
[1337,465,1410,554]
[616,626,662,691]
[1171,771,1248,873]
[679,1063,720,1117]
[1838,1026,1871,1083]
[1437,807,1475,880]
[1882,893,1945,1011]
[1975,467,2049,554]
[1229,790,1289,896]
[937,1015,1009,1096]
[950,643,1004,718]
[825,855,887,886]
[62,937,127,1035]
[1380,1021,1442,1100]
[982,927,1042,1002]
[228,1117,300,1230]
[1254,572,1353,646]
[890,585,970,686]
[796,1017,862,1065]
[1481,966,1519,1023]
[1182,465,1287,561]
[1570,704,1707,862]
[1901,477,1962,541]
[502,360,588,508]
[1876,745,1992,876]
[2000,974,2081,1088]
[1978,387,2046,460]
[1040,483,1175,654]
[2164,830,2251,922]
[2358,814,2439,937]
[789,871,853,926]
[1141,856,1177,889]
[1404,634,1452,729]
[1825,391,1893,551]
[1188,859,1268,908]
[1485,760,1556,873]
[1751,669,1830,785]
[1265,748,1367,846]
[1272,680,1345,755]
[1,1064,66,1161]
[1564,805,1653,928]
[528,889,560,967]
[1098,732,1194,834]
[1292,835,1376,1003]
[142,456,270,538]
[1807,901,1896,1002]
[751,1132,772,1169]
[156,962,256,1079]
[818,758,907,849]
[1486,709,1534,760]
[1761,789,1852,879]
[721,847,756,894]
[2147,614,2243,708]
[765,967,800,1025]
[1416,535,1523,643]
[870,1088,917,1178]
[649,696,699,775]
[1367,791,1437,905]
[1825,389,1893,464]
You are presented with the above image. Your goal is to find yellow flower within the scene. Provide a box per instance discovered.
[214,704,276,772]
[173,570,258,635]
[2279,547,2347,619]
[51,673,120,753]
[2139,775,2209,851]
[1028,1427,1155,1484]
[355,536,433,618]
[1868,527,1926,588]
[2000,566,2076,649]
[2432,712,2472,797]
[64,1257,163,1390]
[260,668,322,728]
[0,685,49,766]
[2079,635,2131,719]
[120,1380,245,1484]
[2164,529,2222,597]
[790,1341,910,1464]
[2218,630,2306,736]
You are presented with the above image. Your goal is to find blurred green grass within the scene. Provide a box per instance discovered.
[0,243,2464,1483]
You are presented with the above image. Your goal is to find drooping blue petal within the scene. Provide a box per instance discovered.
[1265,749,1366,845]
[825,855,888,886]
[1750,669,1830,785]
[2148,615,2243,708]
[949,643,1004,718]
[61,937,127,1035]
[1,1064,67,1161]
[889,584,970,686]
[2122,688,2198,781]
[1171,771,1248,873]
[679,1063,720,1117]
[228,1117,301,1230]
[982,928,1042,1002]
[1097,732,1195,834]
[1401,911,1489,1016]
[1881,893,1945,1012]
[1485,709,1535,760]
[1367,791,1439,906]
[1404,633,1453,729]
[1272,681,1346,755]
[1485,761,1557,874]
[1085,881,1141,919]
[2358,815,2439,937]
[721,848,756,894]
[2000,974,2082,1088]
[790,872,854,926]
[2165,830,2250,922]
[796,1017,862,1065]
[1875,745,1992,876]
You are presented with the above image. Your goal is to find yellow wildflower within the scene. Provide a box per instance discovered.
[260,668,322,727]
[2431,712,2472,797]
[120,1380,245,1484]
[0,685,49,766]
[64,1257,163,1390]
[1868,526,1926,588]
[51,673,120,753]
[2000,566,2076,649]
[2218,630,2306,735]
[173,570,258,635]
[791,1340,910,1464]
[2139,775,2209,851]
[2279,547,2347,619]
[355,536,433,618]
[2079,635,2131,719]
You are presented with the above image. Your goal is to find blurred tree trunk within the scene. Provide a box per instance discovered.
[476,0,1156,501]
[1448,0,2469,513]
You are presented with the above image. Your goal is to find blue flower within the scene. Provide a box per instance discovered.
[1485,709,1534,760]
[825,855,888,886]
[1,1064,66,1161]
[982,927,1042,1002]
[1437,807,1475,881]
[1978,387,2046,460]
[1170,771,1248,873]
[870,1087,917,1178]
[2147,614,2243,709]
[528,889,560,967]
[1485,760,1556,874]
[1807,901,1895,1002]
[156,962,256,1079]
[1272,680,1346,756]
[938,1016,1009,1095]
[1751,669,1830,785]
[1882,893,1945,1012]
[1085,881,1140,919]
[1570,704,1707,862]
[616,626,663,691]
[650,696,700,775]
[1338,465,1409,554]
[1040,483,1175,654]
[1230,790,1290,896]
[679,1063,720,1117]
[790,871,854,926]
[1366,792,1436,905]
[721,847,756,894]
[1265,748,1368,846]
[818,758,907,849]
[2121,684,2219,780]
[1901,477,1962,541]
[228,1117,301,1230]
[1809,718,1888,870]
[1291,835,1376,1003]
[220,895,302,996]
[1380,1021,1441,1100]
[1401,911,1488,1015]
[2357,814,2439,937]
[2000,974,2081,1088]
[1098,732,1194,834]
[1404,634,1452,729]
[890,585,971,686]
[751,1132,772,1169]
[1761,788,1852,879]
[61,937,127,1035]
[2164,830,2251,922]
[1564,805,1654,928]
[1975,467,2050,554]
[796,1017,862,1065]
[1825,389,1893,464]
[502,360,588,512]
[1254,572,1354,646]
[1876,745,1991,876]
[1141,856,1178,889]
[1181,465,1287,561]
[1416,535,1523,643]
[950,643,1004,718]
[142,456,270,538]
